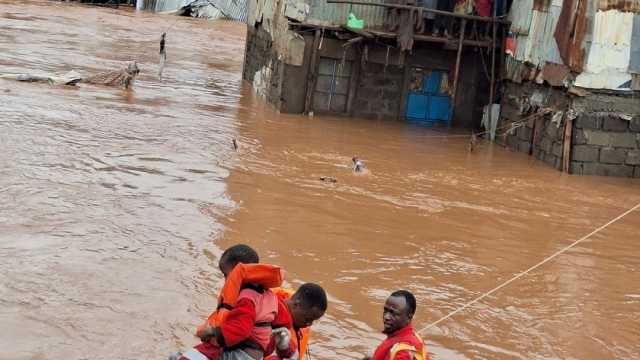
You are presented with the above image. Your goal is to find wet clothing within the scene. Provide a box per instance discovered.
[184,286,287,360]
[371,325,429,360]
[197,263,284,335]
[220,349,260,360]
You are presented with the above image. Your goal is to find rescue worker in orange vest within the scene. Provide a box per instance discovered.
[363,290,430,360]
[264,284,327,360]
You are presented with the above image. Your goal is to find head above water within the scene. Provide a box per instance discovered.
[218,244,259,278]
[126,62,140,76]
[382,290,416,334]
[288,283,328,329]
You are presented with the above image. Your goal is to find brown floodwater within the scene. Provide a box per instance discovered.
[1,1,639,360]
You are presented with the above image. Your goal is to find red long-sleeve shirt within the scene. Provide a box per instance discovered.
[193,290,296,359]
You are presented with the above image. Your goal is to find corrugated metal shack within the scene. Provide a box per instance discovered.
[243,0,509,128]
[501,0,640,178]
[137,0,248,21]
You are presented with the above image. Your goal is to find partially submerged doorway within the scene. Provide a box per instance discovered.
[405,67,452,126]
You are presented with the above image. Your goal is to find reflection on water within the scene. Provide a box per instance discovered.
[1,2,640,360]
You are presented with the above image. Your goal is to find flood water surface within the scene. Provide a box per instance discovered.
[1,2,640,360]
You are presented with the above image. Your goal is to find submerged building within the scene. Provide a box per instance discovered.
[499,0,640,177]
[242,0,508,128]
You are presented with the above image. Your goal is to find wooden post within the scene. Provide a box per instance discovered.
[562,117,574,173]
[398,59,411,121]
[530,114,544,155]
[450,18,467,123]
[304,29,322,114]
[487,1,498,136]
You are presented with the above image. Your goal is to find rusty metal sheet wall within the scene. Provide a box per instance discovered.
[554,0,588,72]
[597,0,640,12]
[305,0,387,28]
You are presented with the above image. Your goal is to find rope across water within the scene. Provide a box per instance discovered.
[417,201,640,335]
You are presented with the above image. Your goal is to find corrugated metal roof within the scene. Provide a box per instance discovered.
[137,0,183,11]
[137,0,248,21]
[207,0,249,21]
[513,5,562,66]
[574,9,634,89]
[508,0,534,34]
[630,14,640,72]
[305,0,386,28]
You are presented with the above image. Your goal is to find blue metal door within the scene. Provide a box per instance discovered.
[405,69,452,126]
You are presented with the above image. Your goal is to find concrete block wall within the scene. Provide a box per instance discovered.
[570,114,640,177]
[501,80,640,178]
[352,63,404,120]
[506,117,565,170]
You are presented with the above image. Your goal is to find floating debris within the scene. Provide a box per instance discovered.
[319,176,337,183]
[232,139,238,150]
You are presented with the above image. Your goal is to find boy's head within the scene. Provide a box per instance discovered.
[289,283,328,329]
[218,244,259,278]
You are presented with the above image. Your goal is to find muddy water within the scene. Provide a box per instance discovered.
[1,2,639,360]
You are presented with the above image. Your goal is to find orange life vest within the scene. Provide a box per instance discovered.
[267,288,311,360]
[196,263,284,336]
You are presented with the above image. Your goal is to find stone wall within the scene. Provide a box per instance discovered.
[352,63,404,120]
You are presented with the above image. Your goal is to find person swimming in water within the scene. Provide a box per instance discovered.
[352,157,365,173]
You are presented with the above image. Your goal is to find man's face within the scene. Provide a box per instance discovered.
[291,301,325,329]
[382,296,411,334]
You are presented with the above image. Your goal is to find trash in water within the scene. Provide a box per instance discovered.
[320,176,337,183]
[0,62,140,89]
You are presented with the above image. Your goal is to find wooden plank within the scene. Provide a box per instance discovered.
[562,117,574,173]
[304,29,322,114]
[342,26,374,39]
[367,29,492,47]
[530,115,545,155]
[326,0,511,24]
